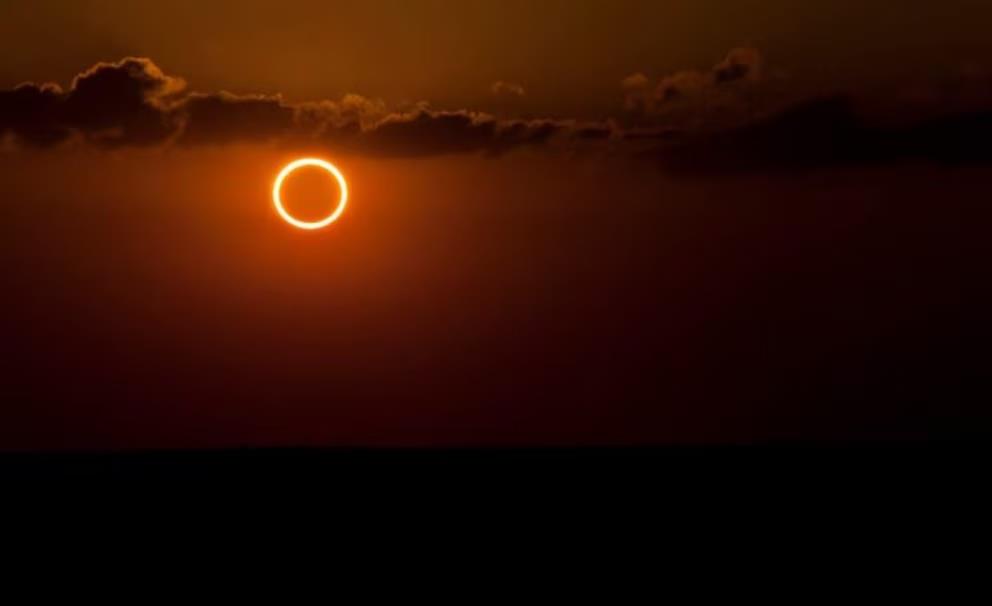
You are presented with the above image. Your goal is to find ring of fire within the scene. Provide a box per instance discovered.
[273,158,349,230]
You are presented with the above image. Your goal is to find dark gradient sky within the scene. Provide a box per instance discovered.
[2,1,991,449]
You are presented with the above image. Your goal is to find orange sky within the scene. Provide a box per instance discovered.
[3,0,991,117]
[3,2,992,447]
[3,143,991,447]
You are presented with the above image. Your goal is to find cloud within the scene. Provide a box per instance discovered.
[4,54,992,172]
[621,73,650,91]
[656,70,711,102]
[0,57,617,157]
[491,81,526,97]
[649,95,992,175]
[616,46,992,174]
[296,94,389,133]
[0,58,581,156]
[355,109,499,156]
[621,73,651,112]
[60,57,183,146]
[346,109,579,157]
[622,47,764,116]
[0,57,184,147]
[0,83,67,147]
[174,92,295,145]
[712,47,762,84]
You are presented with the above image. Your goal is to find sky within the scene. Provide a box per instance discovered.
[2,1,992,449]
[3,1,992,114]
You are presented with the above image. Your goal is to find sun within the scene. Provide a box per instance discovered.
[272,158,349,230]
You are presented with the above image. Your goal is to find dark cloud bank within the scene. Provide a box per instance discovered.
[0,57,594,157]
[651,95,992,175]
[3,55,992,173]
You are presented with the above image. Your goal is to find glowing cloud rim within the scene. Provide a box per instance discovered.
[272,158,349,230]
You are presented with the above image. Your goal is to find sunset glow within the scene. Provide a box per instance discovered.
[4,0,992,453]
[272,158,348,230]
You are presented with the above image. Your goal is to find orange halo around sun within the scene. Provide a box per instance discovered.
[272,158,349,230]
